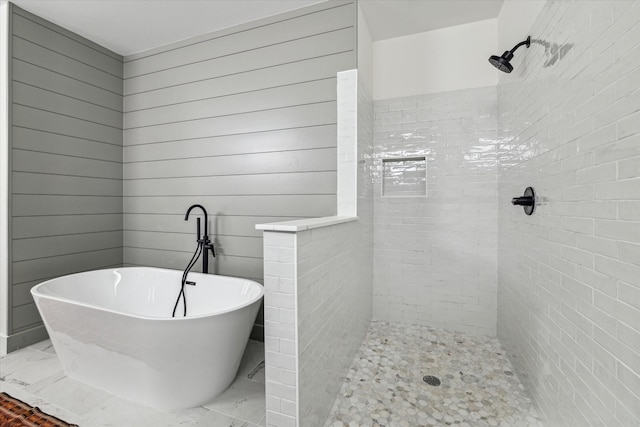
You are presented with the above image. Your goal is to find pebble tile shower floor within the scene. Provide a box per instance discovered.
[325,322,544,427]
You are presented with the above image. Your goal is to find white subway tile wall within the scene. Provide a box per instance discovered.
[263,231,298,427]
[357,72,375,295]
[498,0,640,425]
[297,221,371,426]
[373,86,499,336]
[381,157,427,197]
[337,70,358,216]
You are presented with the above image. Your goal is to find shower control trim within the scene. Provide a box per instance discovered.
[511,187,535,215]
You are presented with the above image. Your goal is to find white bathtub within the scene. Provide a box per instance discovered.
[30,267,263,410]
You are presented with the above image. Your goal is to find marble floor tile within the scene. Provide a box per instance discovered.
[28,339,56,355]
[82,394,208,427]
[325,321,544,427]
[203,378,266,425]
[196,409,263,427]
[0,338,267,426]
[25,371,113,415]
[0,347,62,388]
[245,361,265,384]
[238,340,266,384]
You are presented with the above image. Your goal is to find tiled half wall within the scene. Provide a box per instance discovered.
[258,69,373,427]
[261,218,372,427]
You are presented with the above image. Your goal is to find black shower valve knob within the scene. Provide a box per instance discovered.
[511,196,534,206]
[512,187,536,215]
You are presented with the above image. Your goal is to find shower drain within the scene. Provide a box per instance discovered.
[422,375,441,386]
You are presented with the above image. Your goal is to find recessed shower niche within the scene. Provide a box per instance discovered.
[381,156,427,197]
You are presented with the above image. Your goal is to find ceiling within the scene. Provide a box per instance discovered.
[360,0,504,41]
[9,0,326,56]
[9,0,505,56]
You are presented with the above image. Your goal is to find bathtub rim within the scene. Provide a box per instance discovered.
[30,266,264,322]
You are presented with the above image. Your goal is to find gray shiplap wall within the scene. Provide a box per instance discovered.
[9,4,123,347]
[123,0,356,337]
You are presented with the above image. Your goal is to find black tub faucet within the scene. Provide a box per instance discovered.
[184,204,215,273]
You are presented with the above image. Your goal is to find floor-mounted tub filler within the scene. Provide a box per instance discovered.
[30,267,264,410]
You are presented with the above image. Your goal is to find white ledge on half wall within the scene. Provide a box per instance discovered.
[255,216,357,232]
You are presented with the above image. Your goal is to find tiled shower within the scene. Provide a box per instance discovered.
[1,0,640,426]
[360,1,640,424]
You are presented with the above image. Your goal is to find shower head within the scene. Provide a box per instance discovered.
[489,36,531,73]
[489,53,514,73]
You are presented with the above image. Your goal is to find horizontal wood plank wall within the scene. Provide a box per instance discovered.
[10,6,123,335]
[123,0,356,337]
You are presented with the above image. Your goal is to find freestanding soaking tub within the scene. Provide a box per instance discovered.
[31,267,263,410]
